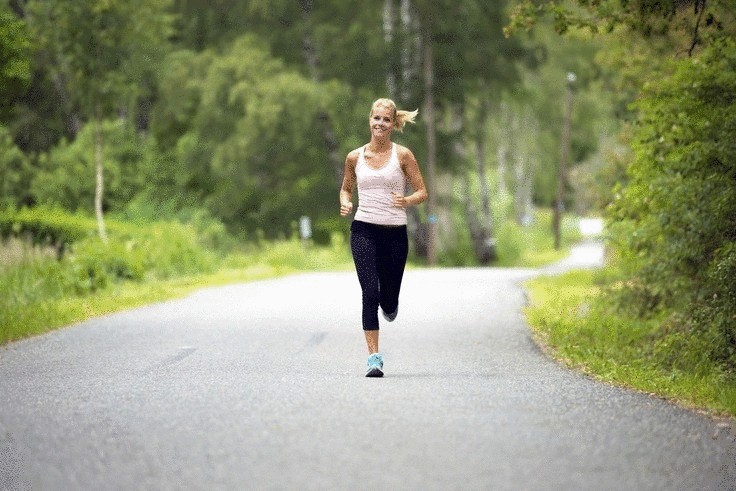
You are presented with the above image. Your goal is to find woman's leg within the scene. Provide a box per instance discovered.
[350,221,381,334]
[377,226,409,318]
[364,330,379,354]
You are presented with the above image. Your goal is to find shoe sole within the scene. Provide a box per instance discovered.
[366,367,384,377]
[381,306,398,322]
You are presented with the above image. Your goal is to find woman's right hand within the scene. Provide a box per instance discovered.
[340,201,353,216]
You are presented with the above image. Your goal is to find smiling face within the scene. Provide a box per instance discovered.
[369,104,395,141]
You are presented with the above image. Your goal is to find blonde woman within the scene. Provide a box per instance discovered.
[339,98,428,377]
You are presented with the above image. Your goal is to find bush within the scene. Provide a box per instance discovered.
[0,125,33,208]
[1,207,219,295]
[607,38,736,371]
[31,119,155,214]
[0,206,116,255]
[66,239,145,293]
[120,199,235,253]
[495,219,524,266]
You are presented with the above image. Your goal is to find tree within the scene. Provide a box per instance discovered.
[0,124,32,207]
[507,0,736,370]
[0,3,30,118]
[149,36,352,240]
[410,0,528,263]
[25,0,173,242]
[506,0,734,55]
[32,120,153,213]
[608,37,736,368]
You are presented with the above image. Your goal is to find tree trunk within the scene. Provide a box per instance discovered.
[554,81,574,250]
[383,0,397,98]
[387,0,426,258]
[462,172,495,264]
[298,0,342,185]
[94,116,108,244]
[422,28,437,266]
[477,97,491,222]
[473,95,496,263]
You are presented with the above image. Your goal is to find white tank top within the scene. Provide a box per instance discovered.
[354,143,407,226]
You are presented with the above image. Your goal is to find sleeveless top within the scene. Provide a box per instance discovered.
[354,143,407,226]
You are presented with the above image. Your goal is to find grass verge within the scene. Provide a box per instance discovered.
[524,270,736,418]
[1,264,293,344]
[1,236,353,346]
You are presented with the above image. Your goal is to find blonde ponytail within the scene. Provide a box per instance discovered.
[370,98,419,133]
[395,108,418,132]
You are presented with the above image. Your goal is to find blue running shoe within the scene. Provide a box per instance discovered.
[366,353,384,377]
[381,305,398,322]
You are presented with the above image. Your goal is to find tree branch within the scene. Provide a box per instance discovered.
[688,0,707,57]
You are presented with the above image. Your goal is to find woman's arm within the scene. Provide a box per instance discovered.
[340,151,358,216]
[393,146,428,208]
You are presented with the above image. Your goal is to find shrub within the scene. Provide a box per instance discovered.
[607,38,736,371]
[495,219,524,266]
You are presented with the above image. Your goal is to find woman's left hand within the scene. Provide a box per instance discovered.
[391,192,407,208]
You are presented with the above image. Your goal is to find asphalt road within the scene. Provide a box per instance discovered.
[1,242,735,490]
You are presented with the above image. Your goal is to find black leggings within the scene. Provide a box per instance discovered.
[350,220,409,331]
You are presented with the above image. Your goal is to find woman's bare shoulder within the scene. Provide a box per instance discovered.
[395,144,417,161]
[346,146,363,165]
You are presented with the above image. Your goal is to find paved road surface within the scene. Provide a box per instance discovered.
[1,242,735,490]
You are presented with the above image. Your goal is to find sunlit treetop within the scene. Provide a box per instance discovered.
[505,0,735,57]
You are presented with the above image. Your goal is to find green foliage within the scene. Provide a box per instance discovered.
[0,205,107,251]
[31,119,156,214]
[525,270,736,416]
[440,208,579,267]
[0,124,33,207]
[149,35,352,239]
[67,222,217,289]
[0,206,355,345]
[507,0,734,49]
[26,0,173,117]
[119,199,235,253]
[0,4,30,108]
[1,206,222,342]
[0,205,219,281]
[608,37,736,370]
[494,219,525,266]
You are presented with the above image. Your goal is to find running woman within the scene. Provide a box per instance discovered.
[339,98,428,377]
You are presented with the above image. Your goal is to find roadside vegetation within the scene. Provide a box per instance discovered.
[0,206,576,346]
[525,269,736,418]
[512,1,736,419]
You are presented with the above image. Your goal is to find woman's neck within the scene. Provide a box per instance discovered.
[368,138,392,153]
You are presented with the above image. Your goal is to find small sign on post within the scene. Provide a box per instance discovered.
[299,216,312,243]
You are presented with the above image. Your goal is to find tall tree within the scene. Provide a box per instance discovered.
[412,0,527,263]
[25,0,173,241]
[508,0,736,369]
[0,3,30,118]
[149,35,351,240]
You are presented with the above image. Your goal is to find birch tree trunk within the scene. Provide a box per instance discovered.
[94,115,108,244]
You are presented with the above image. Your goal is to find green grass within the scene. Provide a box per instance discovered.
[524,270,736,417]
[440,209,582,268]
[1,235,353,345]
[1,264,291,344]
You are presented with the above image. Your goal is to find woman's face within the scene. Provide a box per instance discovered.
[370,105,395,140]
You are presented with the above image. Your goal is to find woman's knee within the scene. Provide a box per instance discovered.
[363,288,380,308]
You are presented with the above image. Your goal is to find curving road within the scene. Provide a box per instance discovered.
[1,242,735,490]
